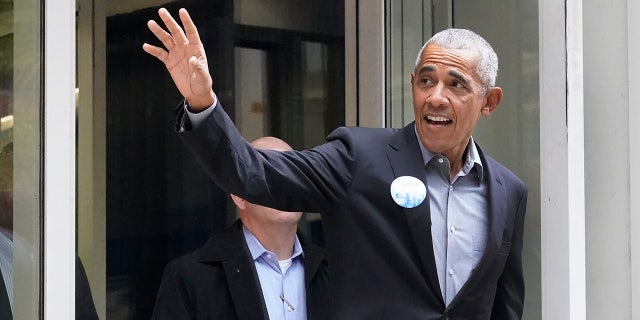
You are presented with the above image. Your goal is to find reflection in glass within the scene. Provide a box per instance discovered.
[0,0,42,318]
[0,6,15,319]
[101,1,344,317]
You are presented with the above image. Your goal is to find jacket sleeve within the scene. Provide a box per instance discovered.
[177,101,356,214]
[491,186,527,319]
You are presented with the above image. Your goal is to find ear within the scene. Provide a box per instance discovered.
[230,194,247,210]
[481,87,502,116]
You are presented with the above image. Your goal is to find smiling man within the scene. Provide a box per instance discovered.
[143,8,527,319]
[412,41,503,181]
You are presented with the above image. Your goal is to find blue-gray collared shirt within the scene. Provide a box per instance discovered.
[415,131,489,306]
[243,226,306,320]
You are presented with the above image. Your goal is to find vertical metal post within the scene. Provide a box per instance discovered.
[44,0,76,318]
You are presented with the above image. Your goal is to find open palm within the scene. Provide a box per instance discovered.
[143,8,215,109]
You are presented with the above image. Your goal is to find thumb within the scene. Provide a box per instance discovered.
[191,55,210,75]
[186,56,214,108]
[188,55,213,92]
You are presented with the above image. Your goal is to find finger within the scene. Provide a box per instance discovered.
[158,8,188,45]
[179,8,202,45]
[147,20,175,50]
[142,43,169,62]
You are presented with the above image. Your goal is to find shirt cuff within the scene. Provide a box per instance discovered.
[184,93,217,129]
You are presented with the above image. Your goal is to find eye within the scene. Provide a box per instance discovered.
[451,80,464,88]
[418,76,433,86]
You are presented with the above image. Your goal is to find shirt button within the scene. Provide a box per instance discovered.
[450,226,456,233]
[438,157,444,163]
[448,268,454,276]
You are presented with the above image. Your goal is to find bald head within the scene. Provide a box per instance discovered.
[250,136,292,152]
[232,136,301,255]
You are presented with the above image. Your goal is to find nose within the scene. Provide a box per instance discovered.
[426,83,449,108]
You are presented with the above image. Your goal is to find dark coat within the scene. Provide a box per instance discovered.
[151,220,329,320]
[0,268,10,320]
[177,102,527,320]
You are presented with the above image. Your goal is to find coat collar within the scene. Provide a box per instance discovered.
[197,220,269,320]
[297,235,327,287]
[196,220,327,319]
[477,147,507,253]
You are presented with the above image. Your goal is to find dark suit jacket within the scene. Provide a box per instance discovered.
[76,256,99,320]
[0,255,97,320]
[177,102,527,320]
[151,220,329,320]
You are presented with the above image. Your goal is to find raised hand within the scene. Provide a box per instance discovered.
[143,8,215,111]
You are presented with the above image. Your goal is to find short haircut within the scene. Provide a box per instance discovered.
[415,29,498,94]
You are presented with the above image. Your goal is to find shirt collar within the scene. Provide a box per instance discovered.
[242,225,304,261]
[414,128,484,182]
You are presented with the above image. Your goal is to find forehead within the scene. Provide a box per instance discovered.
[416,44,479,75]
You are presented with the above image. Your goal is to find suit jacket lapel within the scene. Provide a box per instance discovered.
[450,145,508,304]
[300,239,325,287]
[483,151,508,255]
[386,123,444,306]
[199,221,269,320]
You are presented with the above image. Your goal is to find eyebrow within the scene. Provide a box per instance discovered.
[416,66,470,87]
[448,70,470,87]
[417,66,435,74]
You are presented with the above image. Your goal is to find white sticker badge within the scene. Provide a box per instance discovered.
[390,176,427,208]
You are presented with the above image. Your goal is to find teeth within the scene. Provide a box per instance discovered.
[426,115,450,122]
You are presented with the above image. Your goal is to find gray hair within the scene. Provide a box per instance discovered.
[415,28,498,93]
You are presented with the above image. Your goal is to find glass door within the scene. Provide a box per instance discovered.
[75,0,345,318]
[0,0,43,318]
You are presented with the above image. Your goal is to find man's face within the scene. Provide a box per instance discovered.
[411,44,497,162]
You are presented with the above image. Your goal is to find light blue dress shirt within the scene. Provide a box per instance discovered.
[182,98,215,130]
[243,226,307,320]
[416,132,489,306]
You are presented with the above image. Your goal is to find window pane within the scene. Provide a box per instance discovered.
[93,1,344,318]
[451,2,540,319]
[0,0,42,318]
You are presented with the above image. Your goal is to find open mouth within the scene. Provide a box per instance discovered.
[425,115,452,125]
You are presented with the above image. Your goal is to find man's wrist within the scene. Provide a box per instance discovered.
[183,92,217,131]
[185,91,216,113]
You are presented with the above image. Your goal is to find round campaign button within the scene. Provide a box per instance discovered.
[389,176,427,208]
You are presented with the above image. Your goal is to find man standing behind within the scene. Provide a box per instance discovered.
[151,136,329,320]
[144,8,527,320]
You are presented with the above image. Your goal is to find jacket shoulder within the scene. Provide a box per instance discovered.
[482,152,527,193]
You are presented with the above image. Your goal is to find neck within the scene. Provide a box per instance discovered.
[441,150,464,182]
[245,223,298,260]
[445,139,472,182]
[449,162,462,182]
